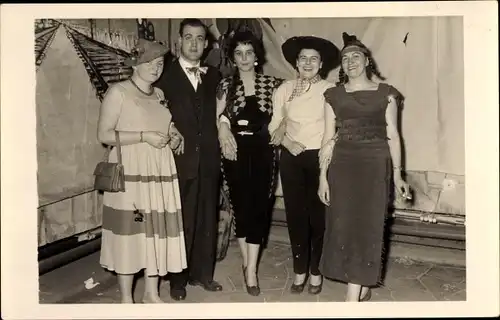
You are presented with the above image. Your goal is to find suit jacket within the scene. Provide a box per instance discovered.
[155,58,222,180]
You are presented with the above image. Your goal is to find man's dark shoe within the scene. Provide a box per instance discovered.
[169,286,187,301]
[188,279,223,292]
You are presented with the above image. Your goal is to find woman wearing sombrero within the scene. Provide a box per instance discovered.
[268,35,340,295]
[317,33,411,301]
[98,39,187,303]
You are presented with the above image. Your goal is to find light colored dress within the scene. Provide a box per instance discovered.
[99,81,187,276]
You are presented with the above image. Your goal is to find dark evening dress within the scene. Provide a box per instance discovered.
[319,83,401,286]
[222,95,275,244]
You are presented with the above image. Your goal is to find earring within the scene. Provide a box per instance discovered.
[368,57,374,71]
[368,61,374,72]
[254,61,258,66]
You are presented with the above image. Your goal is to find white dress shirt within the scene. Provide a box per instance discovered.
[178,55,201,90]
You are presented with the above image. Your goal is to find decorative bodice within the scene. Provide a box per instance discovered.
[324,83,402,144]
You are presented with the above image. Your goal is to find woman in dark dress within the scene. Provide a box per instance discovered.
[216,30,282,296]
[317,33,411,302]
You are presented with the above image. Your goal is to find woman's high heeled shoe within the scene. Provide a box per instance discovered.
[360,288,372,302]
[242,265,260,296]
[290,274,308,294]
[307,276,323,295]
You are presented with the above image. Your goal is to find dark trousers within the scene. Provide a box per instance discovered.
[170,171,219,289]
[223,135,274,245]
[280,148,325,276]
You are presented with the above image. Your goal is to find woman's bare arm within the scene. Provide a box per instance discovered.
[319,102,336,178]
[385,95,402,178]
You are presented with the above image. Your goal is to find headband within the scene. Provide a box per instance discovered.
[341,44,369,56]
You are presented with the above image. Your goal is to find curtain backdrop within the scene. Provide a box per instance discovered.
[258,17,464,175]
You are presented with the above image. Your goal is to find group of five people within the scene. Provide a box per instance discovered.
[97,18,410,303]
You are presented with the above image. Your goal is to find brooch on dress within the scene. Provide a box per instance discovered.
[159,98,169,109]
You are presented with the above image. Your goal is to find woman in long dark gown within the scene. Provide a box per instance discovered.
[317,32,411,302]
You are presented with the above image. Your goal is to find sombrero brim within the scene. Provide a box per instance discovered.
[281,36,341,72]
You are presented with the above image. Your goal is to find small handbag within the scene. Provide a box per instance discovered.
[93,131,125,192]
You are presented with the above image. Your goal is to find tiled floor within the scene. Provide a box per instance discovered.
[51,240,466,304]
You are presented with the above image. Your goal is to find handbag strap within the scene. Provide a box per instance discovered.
[101,131,122,164]
[115,131,122,164]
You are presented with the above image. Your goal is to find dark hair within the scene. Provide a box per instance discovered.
[179,18,208,38]
[223,31,267,117]
[336,46,386,85]
[295,47,330,79]
[227,30,266,73]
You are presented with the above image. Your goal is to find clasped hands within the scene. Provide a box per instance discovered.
[141,124,184,155]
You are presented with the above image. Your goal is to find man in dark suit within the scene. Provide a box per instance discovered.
[155,18,223,301]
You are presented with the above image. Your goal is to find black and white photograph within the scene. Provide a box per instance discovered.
[1,2,498,319]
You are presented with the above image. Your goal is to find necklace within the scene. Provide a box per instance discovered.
[130,79,154,96]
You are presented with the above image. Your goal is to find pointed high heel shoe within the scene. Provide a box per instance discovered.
[242,265,260,296]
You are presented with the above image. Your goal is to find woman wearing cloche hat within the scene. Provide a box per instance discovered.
[98,39,187,303]
[268,35,340,295]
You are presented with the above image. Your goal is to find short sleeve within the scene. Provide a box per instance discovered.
[387,84,404,107]
[323,86,337,109]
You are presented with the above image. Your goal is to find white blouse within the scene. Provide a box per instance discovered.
[268,79,335,150]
